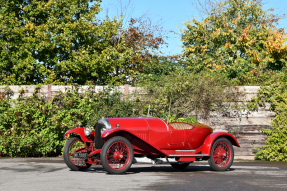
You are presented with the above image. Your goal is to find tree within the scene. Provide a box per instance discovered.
[136,56,181,84]
[182,0,287,85]
[110,17,170,85]
[0,0,132,85]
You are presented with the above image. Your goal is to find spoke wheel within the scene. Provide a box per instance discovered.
[63,136,91,171]
[208,138,234,171]
[101,136,133,174]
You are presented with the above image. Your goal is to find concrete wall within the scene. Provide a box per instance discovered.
[206,86,274,157]
[0,85,141,100]
[0,85,273,158]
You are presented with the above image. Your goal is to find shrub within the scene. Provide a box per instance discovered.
[0,86,136,157]
[168,115,198,123]
[253,69,287,161]
[142,71,242,123]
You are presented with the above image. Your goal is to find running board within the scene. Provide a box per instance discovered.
[168,154,209,157]
[162,149,202,156]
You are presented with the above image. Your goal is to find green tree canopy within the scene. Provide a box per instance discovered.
[182,0,287,85]
[0,0,133,85]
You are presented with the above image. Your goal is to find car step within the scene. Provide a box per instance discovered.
[133,157,175,164]
[168,154,209,157]
[162,149,207,156]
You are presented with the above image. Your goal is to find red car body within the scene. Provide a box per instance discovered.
[63,117,240,174]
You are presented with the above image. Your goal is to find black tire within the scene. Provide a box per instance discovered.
[170,163,190,170]
[63,136,92,171]
[208,137,234,171]
[101,136,134,174]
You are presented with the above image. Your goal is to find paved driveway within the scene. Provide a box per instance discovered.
[0,158,286,191]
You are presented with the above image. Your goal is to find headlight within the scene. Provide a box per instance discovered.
[84,126,92,136]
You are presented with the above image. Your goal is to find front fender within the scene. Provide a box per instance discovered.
[101,128,130,139]
[101,128,166,156]
[201,132,240,156]
[64,128,92,142]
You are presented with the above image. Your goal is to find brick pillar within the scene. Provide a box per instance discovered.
[124,84,129,101]
[48,84,52,102]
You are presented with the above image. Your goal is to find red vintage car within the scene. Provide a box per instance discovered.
[63,117,240,174]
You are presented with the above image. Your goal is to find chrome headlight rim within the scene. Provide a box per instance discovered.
[84,126,92,136]
[100,127,106,134]
[97,118,111,134]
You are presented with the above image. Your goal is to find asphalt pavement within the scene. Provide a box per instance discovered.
[0,158,286,191]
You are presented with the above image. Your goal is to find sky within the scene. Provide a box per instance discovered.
[96,0,287,56]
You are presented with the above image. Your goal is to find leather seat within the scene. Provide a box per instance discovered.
[169,122,194,130]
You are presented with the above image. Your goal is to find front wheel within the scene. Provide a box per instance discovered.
[208,137,234,171]
[101,136,134,174]
[63,136,91,171]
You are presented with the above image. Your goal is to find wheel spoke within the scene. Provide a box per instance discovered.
[106,141,130,171]
[212,141,231,168]
[68,140,87,167]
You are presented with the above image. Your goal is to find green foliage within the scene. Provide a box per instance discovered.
[0,0,134,85]
[147,111,198,123]
[252,69,287,161]
[0,1,169,85]
[0,86,136,157]
[144,71,242,121]
[166,115,198,123]
[137,57,181,84]
[181,0,287,85]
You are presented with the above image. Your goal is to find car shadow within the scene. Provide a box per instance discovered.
[82,165,235,174]
[78,166,140,175]
[68,166,106,173]
[129,165,235,173]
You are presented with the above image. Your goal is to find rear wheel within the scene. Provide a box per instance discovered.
[101,136,134,174]
[170,163,190,170]
[208,138,234,171]
[63,136,91,171]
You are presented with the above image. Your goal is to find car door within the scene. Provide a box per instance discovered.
[170,128,185,145]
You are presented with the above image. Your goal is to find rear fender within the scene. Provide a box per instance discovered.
[64,128,92,142]
[201,132,240,156]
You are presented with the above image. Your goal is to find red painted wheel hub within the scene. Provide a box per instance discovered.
[212,142,231,168]
[106,141,131,171]
[113,151,123,160]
